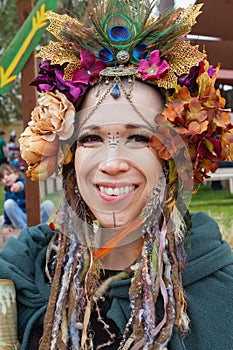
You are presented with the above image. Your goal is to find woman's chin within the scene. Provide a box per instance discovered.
[95,211,141,229]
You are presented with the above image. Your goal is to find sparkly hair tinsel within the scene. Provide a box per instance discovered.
[117,174,189,350]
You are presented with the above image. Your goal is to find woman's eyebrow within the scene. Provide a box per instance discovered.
[79,125,101,132]
[125,124,153,132]
[79,123,153,133]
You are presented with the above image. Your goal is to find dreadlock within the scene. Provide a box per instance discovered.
[39,150,191,350]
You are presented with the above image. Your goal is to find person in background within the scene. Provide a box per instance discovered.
[0,163,55,237]
[0,130,9,165]
[7,130,20,166]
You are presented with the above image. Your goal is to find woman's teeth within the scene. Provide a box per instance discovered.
[99,185,135,196]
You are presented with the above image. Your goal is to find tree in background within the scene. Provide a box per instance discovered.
[0,0,22,124]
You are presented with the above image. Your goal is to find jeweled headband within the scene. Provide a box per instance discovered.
[19,0,233,186]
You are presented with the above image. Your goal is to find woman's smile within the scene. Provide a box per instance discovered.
[96,183,137,202]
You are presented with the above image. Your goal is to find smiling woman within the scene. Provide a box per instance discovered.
[74,81,164,230]
[0,1,233,350]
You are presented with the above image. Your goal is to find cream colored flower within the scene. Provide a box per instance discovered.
[19,90,75,180]
[29,90,75,141]
[19,126,59,164]
[26,156,58,181]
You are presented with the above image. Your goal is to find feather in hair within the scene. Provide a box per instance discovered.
[60,0,203,65]
[38,1,204,87]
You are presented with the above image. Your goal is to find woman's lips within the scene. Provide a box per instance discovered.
[96,183,137,202]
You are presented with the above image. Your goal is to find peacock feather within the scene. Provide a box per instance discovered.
[60,0,201,65]
[38,0,204,88]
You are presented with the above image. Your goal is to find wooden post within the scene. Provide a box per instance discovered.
[17,0,41,226]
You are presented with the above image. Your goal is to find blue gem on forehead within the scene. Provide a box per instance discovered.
[111,84,121,99]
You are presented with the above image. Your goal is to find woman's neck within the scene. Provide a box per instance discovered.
[99,236,143,270]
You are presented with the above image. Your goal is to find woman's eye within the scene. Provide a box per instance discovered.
[127,134,150,143]
[78,134,104,146]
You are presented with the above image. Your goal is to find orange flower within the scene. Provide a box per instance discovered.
[154,60,233,186]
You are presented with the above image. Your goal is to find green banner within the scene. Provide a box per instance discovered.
[0,0,59,96]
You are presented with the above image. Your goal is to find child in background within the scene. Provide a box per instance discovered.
[0,164,55,236]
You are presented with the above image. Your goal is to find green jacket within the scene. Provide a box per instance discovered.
[0,212,233,350]
[107,212,233,350]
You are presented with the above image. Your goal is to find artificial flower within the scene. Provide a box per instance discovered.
[72,50,106,85]
[162,100,208,136]
[19,90,75,180]
[222,129,233,145]
[207,65,216,78]
[152,60,233,185]
[30,60,87,105]
[150,123,194,190]
[19,126,59,181]
[212,110,231,128]
[19,126,59,164]
[138,50,169,81]
[150,133,172,160]
[29,90,75,141]
[26,156,58,181]
[195,136,222,160]
[177,65,201,89]
[150,115,188,160]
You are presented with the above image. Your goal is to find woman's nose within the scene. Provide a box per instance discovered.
[99,157,130,175]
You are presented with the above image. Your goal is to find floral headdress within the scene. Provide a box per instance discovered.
[19,0,233,184]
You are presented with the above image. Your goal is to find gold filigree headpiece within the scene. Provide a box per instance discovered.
[38,1,205,88]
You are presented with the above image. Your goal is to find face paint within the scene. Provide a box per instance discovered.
[75,122,163,228]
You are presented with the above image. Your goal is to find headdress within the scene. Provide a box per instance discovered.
[19,0,233,185]
[18,1,233,349]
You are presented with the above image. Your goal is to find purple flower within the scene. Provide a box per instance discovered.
[138,50,169,81]
[30,60,87,105]
[178,60,216,93]
[72,50,106,85]
[178,65,201,88]
[207,65,216,78]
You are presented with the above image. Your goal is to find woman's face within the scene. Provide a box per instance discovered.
[75,81,164,228]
